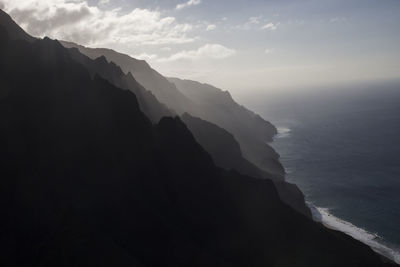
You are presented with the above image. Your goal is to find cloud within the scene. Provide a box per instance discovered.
[176,0,201,10]
[249,16,261,25]
[206,24,216,31]
[159,44,236,62]
[98,0,109,6]
[261,23,278,31]
[0,0,195,46]
[133,53,159,61]
[236,16,277,31]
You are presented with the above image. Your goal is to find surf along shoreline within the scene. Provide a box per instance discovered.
[272,126,400,264]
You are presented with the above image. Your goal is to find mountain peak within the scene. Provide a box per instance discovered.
[0,8,35,42]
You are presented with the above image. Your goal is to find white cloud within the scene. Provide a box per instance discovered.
[0,0,195,46]
[159,44,236,62]
[249,16,261,25]
[261,23,278,31]
[206,24,216,31]
[236,17,276,31]
[98,0,109,6]
[133,53,159,61]
[176,0,201,10]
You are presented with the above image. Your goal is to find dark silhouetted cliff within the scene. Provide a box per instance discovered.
[0,10,397,267]
[60,40,195,115]
[170,77,284,177]
[64,47,173,122]
[59,41,284,178]
[0,9,35,42]
[181,113,311,217]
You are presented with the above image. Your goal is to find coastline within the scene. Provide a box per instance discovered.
[309,203,400,264]
[272,126,400,264]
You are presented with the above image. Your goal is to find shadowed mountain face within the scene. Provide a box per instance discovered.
[181,113,269,179]
[170,77,284,176]
[61,33,308,216]
[0,14,170,124]
[0,25,397,267]
[0,10,398,267]
[64,47,173,123]
[0,9,35,42]
[181,113,311,217]
[59,41,284,177]
[1,7,307,218]
[60,40,195,115]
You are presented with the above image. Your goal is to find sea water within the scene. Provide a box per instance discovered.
[246,81,400,263]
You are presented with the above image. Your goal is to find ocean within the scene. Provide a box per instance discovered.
[241,81,400,263]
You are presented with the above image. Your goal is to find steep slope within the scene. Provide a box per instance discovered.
[0,9,172,123]
[170,77,285,177]
[0,25,397,267]
[0,9,34,42]
[65,47,173,122]
[181,113,311,217]
[181,113,268,179]
[60,41,284,177]
[0,13,309,217]
[60,40,195,115]
[62,35,307,216]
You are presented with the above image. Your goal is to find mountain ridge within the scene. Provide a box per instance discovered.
[0,9,397,266]
[181,113,311,217]
[60,40,284,178]
[169,77,284,176]
[64,45,173,122]
[60,40,196,115]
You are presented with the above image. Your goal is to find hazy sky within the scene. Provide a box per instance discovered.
[1,0,400,92]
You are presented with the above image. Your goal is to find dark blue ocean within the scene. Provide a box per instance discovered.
[241,81,400,262]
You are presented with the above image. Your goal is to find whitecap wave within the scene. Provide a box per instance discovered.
[307,203,400,264]
[275,127,291,139]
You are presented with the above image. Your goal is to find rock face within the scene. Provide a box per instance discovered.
[0,25,397,267]
[62,40,309,217]
[2,6,308,220]
[60,40,195,115]
[64,47,173,123]
[170,77,284,177]
[59,41,284,178]
[0,10,398,266]
[0,9,35,42]
[181,113,269,179]
[181,113,311,217]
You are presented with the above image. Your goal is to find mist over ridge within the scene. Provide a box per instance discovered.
[1,4,399,266]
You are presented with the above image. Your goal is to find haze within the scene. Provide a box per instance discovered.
[2,0,399,93]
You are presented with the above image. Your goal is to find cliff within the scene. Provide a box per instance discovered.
[170,77,284,177]
[1,7,308,218]
[181,113,311,217]
[0,25,397,267]
[0,9,397,266]
[59,41,284,178]
[64,47,173,123]
[60,40,195,115]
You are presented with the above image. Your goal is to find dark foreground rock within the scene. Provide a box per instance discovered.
[0,23,397,266]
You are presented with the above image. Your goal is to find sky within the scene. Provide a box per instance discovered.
[1,0,400,93]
